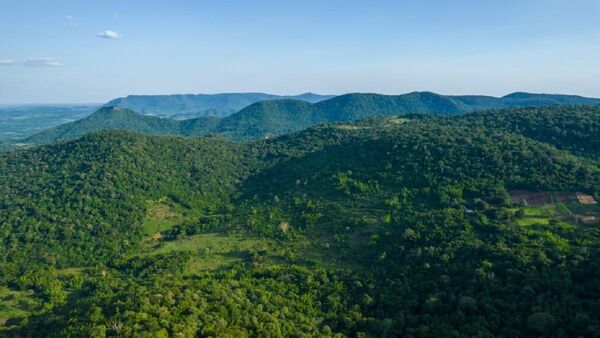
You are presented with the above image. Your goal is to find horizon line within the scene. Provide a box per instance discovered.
[1,90,599,106]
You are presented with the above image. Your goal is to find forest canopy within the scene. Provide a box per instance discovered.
[1,105,600,337]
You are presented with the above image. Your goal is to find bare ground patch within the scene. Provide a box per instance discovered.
[576,192,598,205]
[509,190,573,206]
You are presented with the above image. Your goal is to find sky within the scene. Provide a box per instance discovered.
[0,0,599,104]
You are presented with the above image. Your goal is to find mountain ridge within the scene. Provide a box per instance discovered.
[23,91,600,145]
[105,92,335,119]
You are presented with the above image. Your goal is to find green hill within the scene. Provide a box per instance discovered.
[3,107,600,336]
[105,92,334,119]
[24,107,182,144]
[1,131,250,268]
[213,99,319,139]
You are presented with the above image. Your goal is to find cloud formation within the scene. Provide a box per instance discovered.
[23,58,63,67]
[66,15,79,27]
[97,30,122,39]
[0,59,17,65]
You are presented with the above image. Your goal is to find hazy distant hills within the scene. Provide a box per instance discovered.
[451,92,600,110]
[105,92,335,119]
[24,91,600,145]
[0,104,99,150]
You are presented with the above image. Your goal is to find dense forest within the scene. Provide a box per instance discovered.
[2,105,600,336]
[447,105,600,161]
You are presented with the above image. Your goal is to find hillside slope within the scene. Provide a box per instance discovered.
[24,107,183,144]
[443,105,600,160]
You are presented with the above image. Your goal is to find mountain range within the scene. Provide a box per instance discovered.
[24,91,600,144]
[105,92,335,119]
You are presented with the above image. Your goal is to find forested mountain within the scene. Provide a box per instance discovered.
[105,92,334,119]
[3,106,600,336]
[101,91,600,120]
[24,107,184,144]
[7,92,595,150]
[23,92,600,145]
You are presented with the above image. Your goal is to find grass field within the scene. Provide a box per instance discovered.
[517,217,552,226]
[514,203,581,229]
[141,199,185,236]
[142,231,266,272]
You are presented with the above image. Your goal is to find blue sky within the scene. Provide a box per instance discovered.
[0,0,599,103]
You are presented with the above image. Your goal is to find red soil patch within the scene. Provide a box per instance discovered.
[509,190,572,206]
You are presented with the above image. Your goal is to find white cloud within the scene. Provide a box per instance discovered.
[23,58,63,67]
[66,15,79,27]
[0,59,17,65]
[97,30,122,39]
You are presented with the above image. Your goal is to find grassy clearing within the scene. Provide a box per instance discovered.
[139,198,354,272]
[333,125,370,130]
[141,199,184,236]
[384,117,410,125]
[517,217,552,226]
[515,203,580,229]
[521,205,560,217]
[555,203,571,214]
[143,231,265,272]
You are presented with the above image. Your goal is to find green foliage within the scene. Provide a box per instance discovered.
[447,105,600,161]
[3,105,600,336]
[0,131,252,272]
